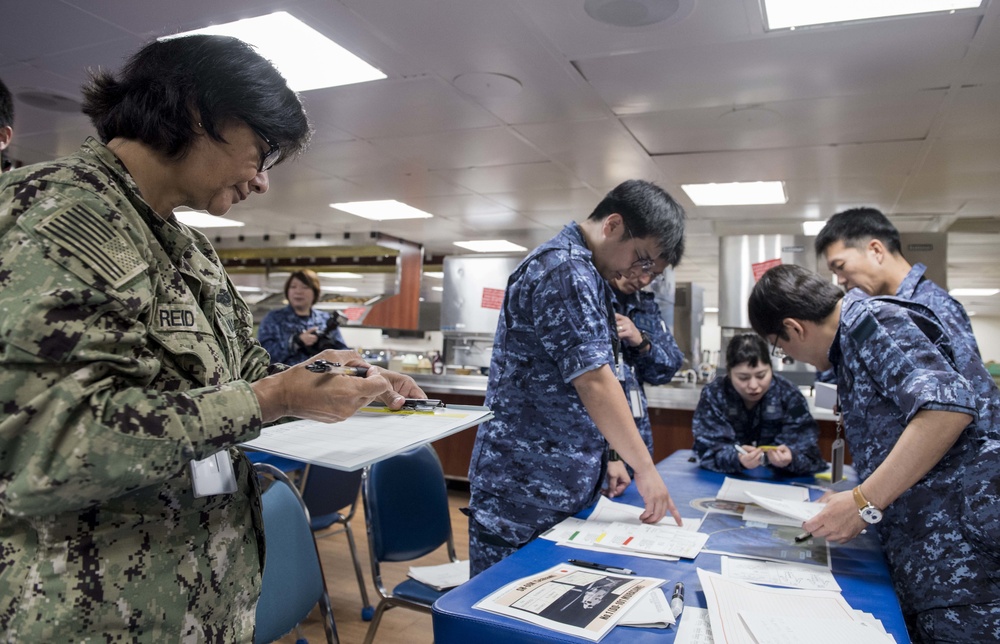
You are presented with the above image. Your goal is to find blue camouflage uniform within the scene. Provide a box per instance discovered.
[257,304,346,365]
[832,289,1000,641]
[468,223,619,576]
[692,373,826,475]
[612,289,684,454]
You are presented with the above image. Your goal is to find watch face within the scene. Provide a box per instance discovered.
[861,506,883,524]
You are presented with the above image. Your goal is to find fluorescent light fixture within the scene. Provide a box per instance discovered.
[424,271,445,279]
[704,307,720,313]
[324,286,359,293]
[318,272,363,280]
[802,220,828,236]
[330,200,434,221]
[432,286,444,292]
[968,311,977,316]
[681,181,787,206]
[949,288,999,297]
[763,0,981,31]
[453,240,528,253]
[174,211,245,228]
[234,285,263,293]
[162,12,386,91]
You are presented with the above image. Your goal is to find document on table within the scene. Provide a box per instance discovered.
[618,588,675,628]
[716,478,810,504]
[242,405,492,471]
[474,563,667,642]
[738,612,896,644]
[697,568,861,644]
[721,556,841,592]
[699,512,830,568]
[674,607,714,644]
[744,492,825,525]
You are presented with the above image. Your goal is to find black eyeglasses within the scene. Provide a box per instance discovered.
[623,222,656,276]
[771,337,785,358]
[250,124,281,173]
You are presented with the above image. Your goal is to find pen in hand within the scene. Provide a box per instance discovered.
[567,559,634,575]
[670,581,684,620]
[305,359,369,377]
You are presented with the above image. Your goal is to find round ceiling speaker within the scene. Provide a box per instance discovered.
[584,0,696,28]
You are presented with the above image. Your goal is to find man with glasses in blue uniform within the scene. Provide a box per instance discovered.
[467,180,687,575]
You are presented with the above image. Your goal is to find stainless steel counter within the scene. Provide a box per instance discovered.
[409,373,838,422]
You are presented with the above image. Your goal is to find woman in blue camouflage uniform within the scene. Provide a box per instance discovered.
[749,264,1000,643]
[258,269,348,365]
[0,36,421,642]
[692,333,826,476]
[610,259,684,456]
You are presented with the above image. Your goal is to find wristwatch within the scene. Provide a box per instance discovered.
[635,332,651,352]
[852,485,883,524]
[608,449,622,462]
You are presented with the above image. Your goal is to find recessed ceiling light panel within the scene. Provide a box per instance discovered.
[762,0,982,31]
[681,181,787,206]
[330,200,433,221]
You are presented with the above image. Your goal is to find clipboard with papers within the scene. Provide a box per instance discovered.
[242,403,492,471]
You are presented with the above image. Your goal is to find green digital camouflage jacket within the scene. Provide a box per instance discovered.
[0,139,269,642]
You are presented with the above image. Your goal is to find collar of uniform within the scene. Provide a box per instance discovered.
[82,137,144,199]
[895,262,927,299]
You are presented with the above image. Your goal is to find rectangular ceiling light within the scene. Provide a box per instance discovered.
[802,220,828,236]
[318,272,363,280]
[162,11,386,91]
[763,0,982,31]
[453,240,528,253]
[949,288,999,297]
[174,210,245,228]
[330,200,434,221]
[681,181,787,206]
[424,271,445,279]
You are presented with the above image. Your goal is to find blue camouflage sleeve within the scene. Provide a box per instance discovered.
[257,309,295,364]
[847,304,979,424]
[772,383,826,475]
[532,259,614,383]
[631,318,683,385]
[692,384,742,473]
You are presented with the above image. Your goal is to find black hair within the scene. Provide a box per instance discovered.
[747,265,843,340]
[814,207,902,256]
[587,179,686,267]
[726,333,771,371]
[285,269,321,303]
[0,77,12,129]
[81,35,310,162]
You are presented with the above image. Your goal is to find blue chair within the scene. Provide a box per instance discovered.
[254,463,338,644]
[299,464,374,620]
[360,445,460,644]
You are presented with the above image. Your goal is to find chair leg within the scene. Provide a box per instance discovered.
[318,592,339,644]
[361,600,392,644]
[342,520,374,619]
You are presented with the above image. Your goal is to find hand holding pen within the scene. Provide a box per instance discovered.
[734,443,766,469]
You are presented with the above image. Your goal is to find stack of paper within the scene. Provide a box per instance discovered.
[474,563,667,641]
[540,497,707,560]
[618,588,675,629]
[407,560,469,591]
[697,569,896,644]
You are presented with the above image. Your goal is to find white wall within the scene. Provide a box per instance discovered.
[971,316,1000,364]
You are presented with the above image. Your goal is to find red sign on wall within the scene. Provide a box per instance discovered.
[481,287,505,310]
[751,258,782,282]
[342,307,367,321]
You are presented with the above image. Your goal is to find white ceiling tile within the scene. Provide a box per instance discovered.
[370,127,547,169]
[433,162,584,194]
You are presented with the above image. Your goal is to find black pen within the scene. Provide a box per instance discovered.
[305,360,369,377]
[795,531,812,543]
[670,581,684,620]
[567,559,634,575]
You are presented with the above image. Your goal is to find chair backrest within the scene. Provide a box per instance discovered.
[254,464,333,644]
[301,465,364,528]
[363,444,452,563]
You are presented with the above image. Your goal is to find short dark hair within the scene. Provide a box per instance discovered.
[82,35,310,162]
[726,333,770,371]
[0,77,13,129]
[588,179,686,267]
[285,270,321,302]
[814,207,902,256]
[748,265,843,340]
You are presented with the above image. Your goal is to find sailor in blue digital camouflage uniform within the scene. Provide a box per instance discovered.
[749,264,1000,643]
[692,333,825,476]
[610,259,684,456]
[258,269,348,366]
[467,180,687,576]
[0,36,422,642]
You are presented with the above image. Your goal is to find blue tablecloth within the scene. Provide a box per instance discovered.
[432,450,909,643]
